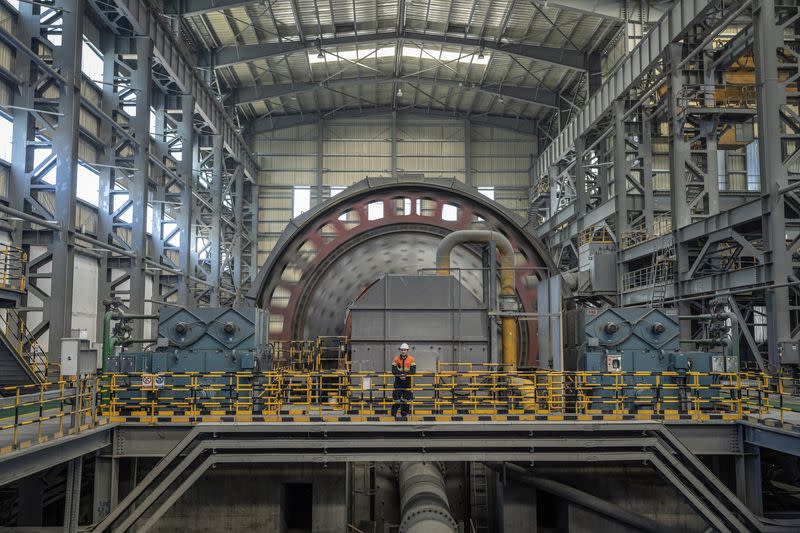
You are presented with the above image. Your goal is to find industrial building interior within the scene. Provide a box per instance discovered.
[0,0,799,531]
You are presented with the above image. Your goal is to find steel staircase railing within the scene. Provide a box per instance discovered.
[0,244,27,293]
[0,307,48,383]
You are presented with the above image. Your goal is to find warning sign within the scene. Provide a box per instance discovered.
[141,374,154,390]
[155,375,166,389]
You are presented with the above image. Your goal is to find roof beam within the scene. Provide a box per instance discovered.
[245,107,537,135]
[199,32,593,71]
[547,1,668,21]
[162,0,256,16]
[165,0,666,22]
[233,77,558,109]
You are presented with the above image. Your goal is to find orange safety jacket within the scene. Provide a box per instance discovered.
[392,355,416,388]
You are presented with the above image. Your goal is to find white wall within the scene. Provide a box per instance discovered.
[254,114,537,262]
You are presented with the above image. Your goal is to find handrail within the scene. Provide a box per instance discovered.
[0,244,27,293]
[98,369,799,425]
[0,377,103,454]
[0,308,49,383]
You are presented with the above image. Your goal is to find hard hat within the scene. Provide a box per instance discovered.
[400,343,410,350]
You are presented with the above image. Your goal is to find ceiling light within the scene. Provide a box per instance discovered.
[498,95,504,103]
[317,50,324,59]
[478,49,485,59]
[396,88,403,97]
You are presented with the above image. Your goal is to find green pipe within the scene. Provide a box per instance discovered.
[102,312,159,372]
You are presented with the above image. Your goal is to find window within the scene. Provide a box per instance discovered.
[330,186,345,197]
[149,108,157,138]
[6,1,19,11]
[45,17,62,46]
[76,164,99,205]
[367,201,383,220]
[0,115,13,163]
[402,198,421,215]
[746,140,760,192]
[163,215,180,247]
[442,203,458,221]
[146,204,154,235]
[478,187,495,200]
[81,38,104,88]
[717,151,727,192]
[113,193,133,224]
[293,186,311,218]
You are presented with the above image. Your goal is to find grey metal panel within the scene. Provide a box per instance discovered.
[743,424,800,457]
[0,427,113,486]
[349,275,490,371]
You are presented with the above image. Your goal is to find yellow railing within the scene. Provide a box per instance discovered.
[621,214,673,249]
[0,244,27,292]
[578,226,614,247]
[99,370,799,424]
[0,308,49,382]
[0,371,796,453]
[0,377,103,454]
[676,83,757,111]
[271,336,349,371]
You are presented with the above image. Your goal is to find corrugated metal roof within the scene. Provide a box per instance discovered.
[178,0,623,128]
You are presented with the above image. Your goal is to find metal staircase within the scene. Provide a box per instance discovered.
[649,241,675,306]
[0,308,49,385]
[0,245,48,386]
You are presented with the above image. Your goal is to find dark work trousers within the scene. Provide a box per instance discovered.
[391,387,413,417]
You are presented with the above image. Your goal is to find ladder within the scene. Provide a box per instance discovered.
[649,242,675,307]
[470,463,491,533]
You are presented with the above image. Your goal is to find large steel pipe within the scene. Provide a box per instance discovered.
[398,462,458,533]
[436,229,518,368]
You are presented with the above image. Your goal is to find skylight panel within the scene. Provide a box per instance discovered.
[309,46,395,64]
[401,46,490,65]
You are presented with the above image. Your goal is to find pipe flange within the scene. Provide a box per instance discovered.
[399,506,458,532]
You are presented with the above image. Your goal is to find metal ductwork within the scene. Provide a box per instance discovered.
[435,229,518,368]
[398,462,458,533]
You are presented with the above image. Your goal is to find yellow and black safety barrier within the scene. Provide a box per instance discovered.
[0,370,797,453]
[98,369,798,425]
[0,376,104,454]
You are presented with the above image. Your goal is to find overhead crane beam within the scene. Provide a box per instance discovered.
[233,77,558,109]
[198,32,596,72]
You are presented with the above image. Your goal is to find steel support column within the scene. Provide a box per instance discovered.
[391,111,398,177]
[735,444,763,516]
[667,42,693,345]
[249,183,260,287]
[574,136,587,227]
[63,456,83,533]
[465,119,473,186]
[640,111,655,233]
[753,0,796,367]
[613,100,628,238]
[668,43,692,230]
[233,161,245,303]
[177,94,196,306]
[316,119,324,205]
[94,452,114,522]
[548,165,559,217]
[48,0,86,350]
[209,134,223,306]
[127,36,152,337]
